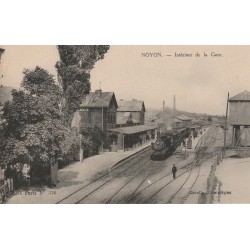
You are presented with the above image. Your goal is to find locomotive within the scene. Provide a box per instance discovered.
[151,127,190,160]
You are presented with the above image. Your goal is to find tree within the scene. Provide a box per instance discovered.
[0,67,68,184]
[0,48,4,61]
[59,128,80,167]
[55,45,110,125]
[80,126,105,158]
[0,48,4,83]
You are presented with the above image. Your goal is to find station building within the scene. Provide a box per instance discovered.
[108,98,157,152]
[72,90,157,152]
[116,99,145,127]
[71,89,118,149]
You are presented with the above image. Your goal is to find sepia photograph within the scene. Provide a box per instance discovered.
[3,2,250,250]
[1,45,250,204]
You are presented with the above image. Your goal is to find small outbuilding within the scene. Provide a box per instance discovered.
[229,90,250,147]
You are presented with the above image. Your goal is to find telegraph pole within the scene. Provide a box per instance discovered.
[172,94,176,129]
[223,92,229,158]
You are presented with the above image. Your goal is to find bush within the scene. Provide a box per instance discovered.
[80,126,104,158]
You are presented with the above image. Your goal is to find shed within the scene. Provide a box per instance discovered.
[229,90,250,126]
[229,90,250,147]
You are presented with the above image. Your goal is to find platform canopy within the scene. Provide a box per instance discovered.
[108,124,157,135]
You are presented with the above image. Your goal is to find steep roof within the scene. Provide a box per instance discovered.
[117,99,146,112]
[80,90,118,108]
[229,90,250,101]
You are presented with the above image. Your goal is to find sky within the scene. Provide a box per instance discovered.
[1,45,250,115]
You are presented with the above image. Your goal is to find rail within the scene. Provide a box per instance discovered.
[56,146,152,204]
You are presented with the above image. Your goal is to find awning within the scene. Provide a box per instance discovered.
[108,124,157,135]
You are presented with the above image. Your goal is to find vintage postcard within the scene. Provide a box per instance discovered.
[0,45,250,204]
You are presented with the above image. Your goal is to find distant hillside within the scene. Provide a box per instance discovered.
[0,85,14,105]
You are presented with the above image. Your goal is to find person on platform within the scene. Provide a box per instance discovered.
[172,164,177,179]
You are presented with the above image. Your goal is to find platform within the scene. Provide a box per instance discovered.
[6,140,154,204]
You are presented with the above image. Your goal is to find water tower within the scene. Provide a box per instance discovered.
[229,90,250,147]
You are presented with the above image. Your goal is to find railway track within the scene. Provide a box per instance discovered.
[164,127,219,204]
[115,160,168,204]
[126,160,194,203]
[105,160,153,204]
[130,126,219,204]
[166,161,201,204]
[165,135,218,204]
[76,156,155,204]
[56,126,219,204]
[125,130,212,203]
[56,146,152,204]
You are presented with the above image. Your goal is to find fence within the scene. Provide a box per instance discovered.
[0,163,31,203]
[0,178,14,204]
[198,149,223,204]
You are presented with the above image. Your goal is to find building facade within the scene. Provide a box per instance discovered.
[229,90,250,147]
[108,99,157,151]
[72,89,118,149]
[116,99,146,127]
[72,93,156,152]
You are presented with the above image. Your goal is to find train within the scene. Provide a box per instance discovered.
[150,127,191,160]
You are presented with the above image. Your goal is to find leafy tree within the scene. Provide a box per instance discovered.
[55,45,110,124]
[80,126,105,158]
[0,48,4,83]
[0,48,4,60]
[0,67,68,184]
[57,45,109,69]
[59,128,80,167]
